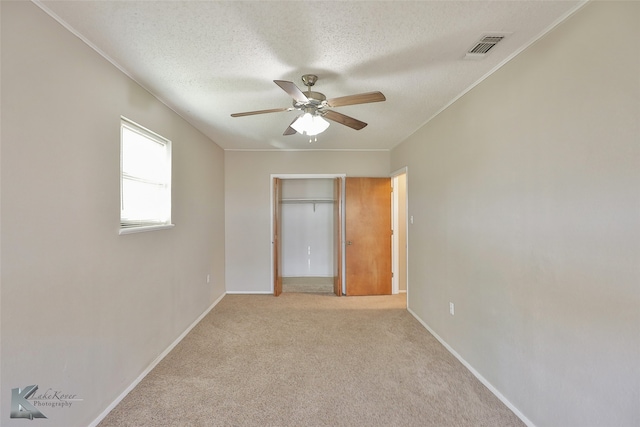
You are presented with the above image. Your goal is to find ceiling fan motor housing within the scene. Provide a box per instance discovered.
[294,91,327,110]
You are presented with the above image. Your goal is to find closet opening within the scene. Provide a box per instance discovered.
[272,175,344,296]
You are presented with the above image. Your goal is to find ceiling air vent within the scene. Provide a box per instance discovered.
[465,35,505,59]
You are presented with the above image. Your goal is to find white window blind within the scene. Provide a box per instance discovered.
[120,117,172,232]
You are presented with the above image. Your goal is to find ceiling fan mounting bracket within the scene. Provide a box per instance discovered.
[301,74,318,88]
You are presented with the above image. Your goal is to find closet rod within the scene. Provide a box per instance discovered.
[280,198,335,212]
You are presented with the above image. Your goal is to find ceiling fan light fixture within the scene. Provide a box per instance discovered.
[290,112,330,136]
[231,75,384,136]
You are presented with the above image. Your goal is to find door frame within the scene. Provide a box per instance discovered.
[391,167,409,301]
[270,173,346,295]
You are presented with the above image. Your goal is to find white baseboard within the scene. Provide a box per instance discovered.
[406,307,535,427]
[88,292,227,427]
[225,290,273,294]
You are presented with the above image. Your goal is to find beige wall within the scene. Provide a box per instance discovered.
[4,1,638,426]
[225,150,389,293]
[391,2,639,426]
[1,2,225,426]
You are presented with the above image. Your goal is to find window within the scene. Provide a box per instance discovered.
[120,117,173,234]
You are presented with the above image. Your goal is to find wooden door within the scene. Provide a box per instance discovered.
[273,178,283,296]
[333,178,343,296]
[345,177,392,295]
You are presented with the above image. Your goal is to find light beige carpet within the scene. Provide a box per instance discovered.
[282,277,334,294]
[98,293,524,426]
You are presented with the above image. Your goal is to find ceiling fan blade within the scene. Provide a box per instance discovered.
[231,107,289,117]
[283,117,298,136]
[323,110,367,130]
[326,91,386,108]
[274,80,309,103]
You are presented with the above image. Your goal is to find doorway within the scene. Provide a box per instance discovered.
[391,168,408,299]
[272,173,407,297]
[272,174,344,296]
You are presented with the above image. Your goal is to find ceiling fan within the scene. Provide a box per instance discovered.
[231,74,386,136]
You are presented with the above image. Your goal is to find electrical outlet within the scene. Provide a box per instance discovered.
[449,302,455,316]
[207,274,210,284]
[410,215,414,224]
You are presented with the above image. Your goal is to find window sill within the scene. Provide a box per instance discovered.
[119,224,175,235]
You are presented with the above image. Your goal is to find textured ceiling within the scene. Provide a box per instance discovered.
[36,1,585,151]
